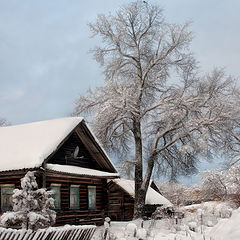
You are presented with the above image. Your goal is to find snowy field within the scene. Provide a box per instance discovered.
[92,201,240,240]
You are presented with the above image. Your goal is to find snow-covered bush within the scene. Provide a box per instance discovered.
[125,223,137,238]
[0,171,56,230]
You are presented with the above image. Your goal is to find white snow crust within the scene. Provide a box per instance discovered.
[92,202,240,240]
[209,207,240,240]
[112,179,172,205]
[46,164,120,178]
[0,117,83,171]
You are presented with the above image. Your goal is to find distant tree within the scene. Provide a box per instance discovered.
[0,118,10,126]
[200,164,240,203]
[157,182,190,206]
[0,171,56,230]
[74,1,239,218]
[219,118,240,166]
[227,164,240,194]
[200,169,228,201]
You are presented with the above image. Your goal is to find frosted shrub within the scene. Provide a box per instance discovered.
[0,171,56,230]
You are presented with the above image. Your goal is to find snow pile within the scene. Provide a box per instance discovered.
[92,219,202,240]
[177,201,234,236]
[125,223,137,238]
[182,201,233,221]
[92,201,239,240]
[0,171,56,230]
[209,207,240,240]
[112,179,172,205]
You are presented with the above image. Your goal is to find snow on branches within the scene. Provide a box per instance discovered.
[200,164,240,203]
[74,1,240,218]
[0,171,56,230]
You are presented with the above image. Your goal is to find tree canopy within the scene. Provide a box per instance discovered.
[74,1,240,218]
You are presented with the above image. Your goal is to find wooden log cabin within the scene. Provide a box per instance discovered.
[0,117,119,226]
[107,179,172,221]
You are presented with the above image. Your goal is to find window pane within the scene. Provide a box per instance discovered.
[1,185,14,210]
[70,185,80,209]
[88,186,96,210]
[50,185,61,209]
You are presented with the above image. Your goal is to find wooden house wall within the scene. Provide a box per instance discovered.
[107,182,165,220]
[107,183,134,221]
[0,169,107,226]
[45,170,107,226]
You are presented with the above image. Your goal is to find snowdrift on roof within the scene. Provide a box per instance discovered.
[0,117,83,171]
[112,179,172,206]
[47,164,119,178]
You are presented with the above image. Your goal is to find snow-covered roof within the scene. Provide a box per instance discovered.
[47,164,119,178]
[0,117,116,173]
[112,179,172,206]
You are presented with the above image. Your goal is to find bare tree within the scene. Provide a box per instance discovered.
[200,165,240,202]
[200,169,228,201]
[74,2,239,218]
[157,182,190,206]
[0,118,10,126]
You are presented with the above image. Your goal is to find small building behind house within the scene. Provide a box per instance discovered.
[107,178,172,220]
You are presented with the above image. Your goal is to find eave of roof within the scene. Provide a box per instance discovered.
[46,164,120,179]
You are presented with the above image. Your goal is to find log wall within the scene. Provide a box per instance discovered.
[0,169,107,226]
[107,182,134,221]
[46,170,107,226]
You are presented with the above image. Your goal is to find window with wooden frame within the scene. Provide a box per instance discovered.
[88,186,96,210]
[1,184,14,210]
[70,185,80,209]
[50,184,61,209]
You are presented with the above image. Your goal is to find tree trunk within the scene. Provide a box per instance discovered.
[133,120,145,219]
[134,187,147,219]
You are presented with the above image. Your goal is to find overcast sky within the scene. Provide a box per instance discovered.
[0,0,239,125]
[0,0,239,184]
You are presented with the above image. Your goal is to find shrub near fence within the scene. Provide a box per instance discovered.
[0,225,96,240]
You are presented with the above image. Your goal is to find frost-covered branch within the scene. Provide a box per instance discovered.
[74,1,240,218]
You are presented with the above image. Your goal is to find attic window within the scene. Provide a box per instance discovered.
[1,184,14,210]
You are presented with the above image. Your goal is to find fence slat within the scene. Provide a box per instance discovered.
[0,225,96,240]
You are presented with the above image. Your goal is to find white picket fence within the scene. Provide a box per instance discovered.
[0,225,96,240]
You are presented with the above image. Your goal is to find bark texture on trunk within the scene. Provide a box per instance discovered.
[133,120,145,219]
[133,187,146,219]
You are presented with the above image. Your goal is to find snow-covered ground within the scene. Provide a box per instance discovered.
[92,201,239,240]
